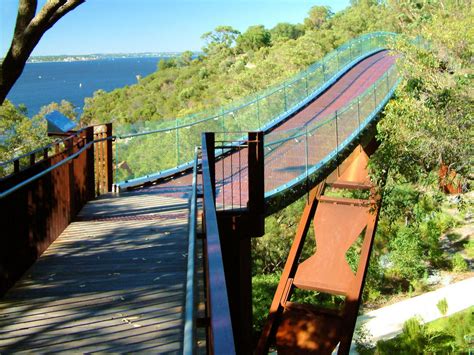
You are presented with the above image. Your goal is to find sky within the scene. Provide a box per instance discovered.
[0,0,350,56]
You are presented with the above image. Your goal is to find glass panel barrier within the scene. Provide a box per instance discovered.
[112,32,397,183]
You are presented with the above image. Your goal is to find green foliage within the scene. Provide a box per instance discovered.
[437,297,448,316]
[201,25,240,56]
[354,324,375,354]
[35,99,78,122]
[374,180,454,283]
[304,5,333,30]
[376,307,474,354]
[372,2,473,181]
[0,100,50,165]
[451,253,469,272]
[270,23,304,42]
[236,25,271,52]
[389,226,426,281]
[252,273,279,334]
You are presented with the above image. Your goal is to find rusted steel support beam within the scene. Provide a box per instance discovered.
[255,182,324,355]
[257,142,382,355]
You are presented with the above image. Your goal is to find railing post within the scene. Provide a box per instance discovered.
[283,84,288,112]
[374,85,377,109]
[105,123,113,192]
[29,154,35,167]
[256,97,261,129]
[305,74,309,97]
[13,159,19,173]
[247,131,264,218]
[204,132,216,198]
[175,119,180,166]
[357,98,361,135]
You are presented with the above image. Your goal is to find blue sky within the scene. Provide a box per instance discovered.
[1,0,350,56]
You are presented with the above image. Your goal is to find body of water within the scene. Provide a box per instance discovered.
[7,57,162,116]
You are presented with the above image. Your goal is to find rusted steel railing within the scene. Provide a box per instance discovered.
[184,132,264,354]
[200,132,236,354]
[0,124,113,295]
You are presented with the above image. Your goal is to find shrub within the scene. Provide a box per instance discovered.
[437,298,448,316]
[451,253,469,272]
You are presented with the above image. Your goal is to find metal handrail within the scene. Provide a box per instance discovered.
[0,135,111,199]
[264,66,401,200]
[265,64,398,148]
[0,123,110,167]
[200,134,236,355]
[115,32,397,188]
[115,32,396,138]
[183,147,199,355]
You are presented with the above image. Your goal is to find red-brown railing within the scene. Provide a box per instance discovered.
[185,131,264,354]
[0,124,113,295]
[199,132,236,354]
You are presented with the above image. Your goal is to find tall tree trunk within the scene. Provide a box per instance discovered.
[0,0,85,106]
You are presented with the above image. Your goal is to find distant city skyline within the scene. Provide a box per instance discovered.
[1,0,350,56]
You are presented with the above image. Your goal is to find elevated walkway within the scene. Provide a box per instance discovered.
[0,32,400,354]
[0,191,188,352]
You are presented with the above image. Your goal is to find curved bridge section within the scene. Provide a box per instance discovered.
[141,49,397,213]
[114,32,397,191]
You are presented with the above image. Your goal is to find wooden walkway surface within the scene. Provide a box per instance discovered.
[0,189,189,353]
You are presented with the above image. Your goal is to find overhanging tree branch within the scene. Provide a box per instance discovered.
[0,0,85,105]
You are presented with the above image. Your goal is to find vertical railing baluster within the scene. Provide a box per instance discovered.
[305,74,309,97]
[357,98,361,135]
[256,98,261,129]
[374,85,377,109]
[176,118,180,166]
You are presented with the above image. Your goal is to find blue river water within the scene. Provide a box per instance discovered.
[7,57,162,116]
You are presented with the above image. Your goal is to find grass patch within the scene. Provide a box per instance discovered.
[375,306,474,354]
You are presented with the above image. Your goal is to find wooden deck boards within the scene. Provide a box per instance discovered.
[0,190,189,353]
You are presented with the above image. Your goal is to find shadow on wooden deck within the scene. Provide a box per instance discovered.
[0,191,189,353]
